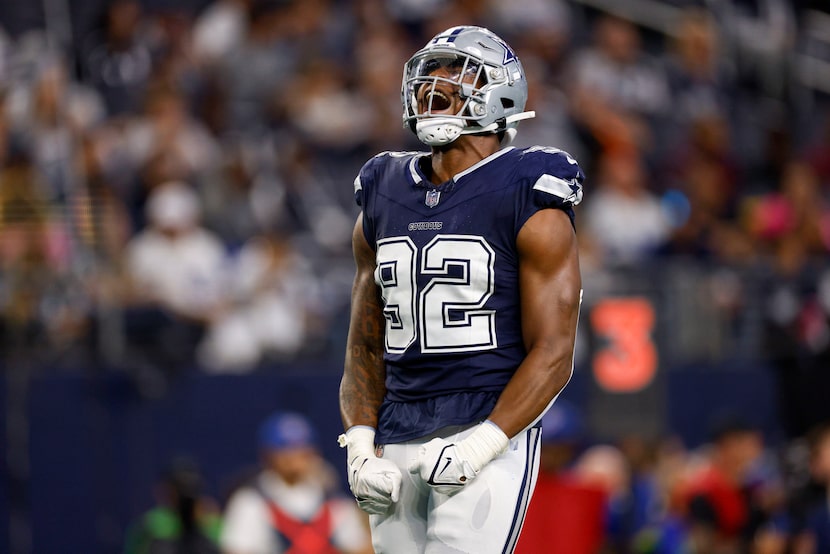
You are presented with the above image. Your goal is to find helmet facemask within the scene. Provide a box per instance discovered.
[403,53,489,146]
[401,26,535,147]
[403,52,498,146]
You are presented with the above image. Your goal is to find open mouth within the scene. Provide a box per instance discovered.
[425,90,452,112]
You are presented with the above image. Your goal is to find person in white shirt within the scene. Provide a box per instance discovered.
[123,180,228,376]
[220,412,371,554]
[583,152,671,266]
[125,180,228,322]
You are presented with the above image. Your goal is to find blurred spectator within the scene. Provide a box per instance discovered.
[804,112,830,186]
[677,419,785,554]
[662,112,741,199]
[745,162,830,257]
[214,0,301,134]
[571,13,670,117]
[615,435,666,551]
[657,113,755,264]
[486,0,572,77]
[582,151,671,267]
[72,133,133,263]
[663,8,736,153]
[572,443,649,553]
[0,145,89,362]
[123,181,227,376]
[146,8,205,103]
[198,231,321,373]
[538,399,587,474]
[792,422,830,554]
[282,58,375,152]
[271,140,355,256]
[199,137,283,247]
[192,0,251,67]
[124,457,222,554]
[351,23,416,152]
[79,0,155,115]
[509,54,583,161]
[123,85,221,193]
[754,161,830,439]
[567,13,671,164]
[5,51,105,202]
[631,437,698,554]
[70,132,135,364]
[744,121,796,196]
[710,0,797,100]
[220,411,371,554]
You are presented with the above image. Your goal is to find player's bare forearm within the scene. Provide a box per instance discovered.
[488,208,581,438]
[340,286,386,428]
[340,214,387,430]
[489,303,579,438]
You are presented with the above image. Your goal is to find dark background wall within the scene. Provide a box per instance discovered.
[0,361,781,554]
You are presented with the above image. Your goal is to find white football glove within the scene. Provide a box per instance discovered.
[408,420,510,495]
[338,426,402,514]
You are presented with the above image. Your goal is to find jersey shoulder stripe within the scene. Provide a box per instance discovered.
[513,145,585,209]
[533,174,582,205]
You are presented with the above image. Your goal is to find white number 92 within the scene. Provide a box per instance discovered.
[375,235,497,354]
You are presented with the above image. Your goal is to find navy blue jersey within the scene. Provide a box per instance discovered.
[354,146,584,443]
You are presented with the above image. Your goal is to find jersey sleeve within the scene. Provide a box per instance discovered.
[353,153,383,209]
[515,146,585,230]
[353,152,389,250]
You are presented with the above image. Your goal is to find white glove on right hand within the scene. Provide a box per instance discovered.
[338,426,402,515]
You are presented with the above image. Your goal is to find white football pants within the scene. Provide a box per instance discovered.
[369,424,541,554]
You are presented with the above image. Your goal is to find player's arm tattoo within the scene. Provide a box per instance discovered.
[340,214,387,429]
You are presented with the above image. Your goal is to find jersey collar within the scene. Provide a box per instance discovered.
[453,146,514,181]
[409,147,515,189]
[408,153,429,186]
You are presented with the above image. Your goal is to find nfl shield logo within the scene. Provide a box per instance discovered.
[425,190,441,208]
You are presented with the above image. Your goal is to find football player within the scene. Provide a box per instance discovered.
[338,25,584,553]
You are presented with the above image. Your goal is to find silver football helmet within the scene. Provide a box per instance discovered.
[402,26,535,147]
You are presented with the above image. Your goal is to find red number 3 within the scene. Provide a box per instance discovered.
[590,298,657,393]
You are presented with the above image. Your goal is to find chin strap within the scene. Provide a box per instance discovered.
[465,111,536,135]
[416,111,536,147]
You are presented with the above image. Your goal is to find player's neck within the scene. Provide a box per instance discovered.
[428,135,500,185]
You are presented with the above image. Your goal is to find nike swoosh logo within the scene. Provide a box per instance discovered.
[437,456,452,478]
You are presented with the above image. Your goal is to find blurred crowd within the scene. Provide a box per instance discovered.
[514,401,830,554]
[125,411,374,554]
[1,2,829,552]
[0,0,828,381]
[123,403,830,554]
